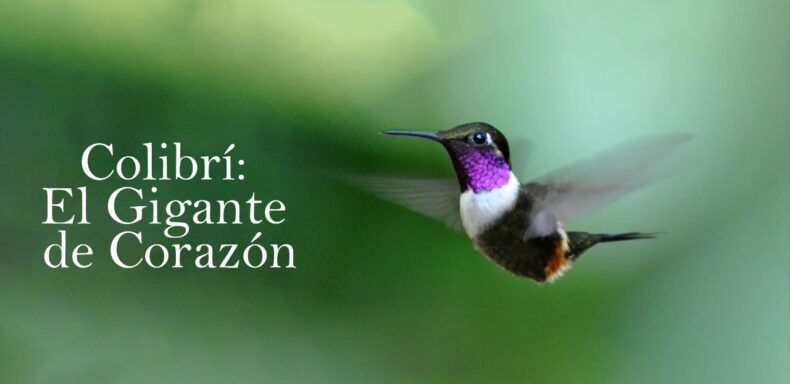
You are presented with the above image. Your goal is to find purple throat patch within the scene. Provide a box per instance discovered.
[459,150,511,193]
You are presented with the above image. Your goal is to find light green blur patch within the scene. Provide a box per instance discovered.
[0,0,479,108]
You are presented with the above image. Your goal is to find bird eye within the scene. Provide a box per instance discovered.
[471,132,487,145]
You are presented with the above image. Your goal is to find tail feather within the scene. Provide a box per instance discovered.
[567,231,657,260]
[598,232,658,243]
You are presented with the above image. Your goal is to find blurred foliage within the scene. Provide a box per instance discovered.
[0,1,788,383]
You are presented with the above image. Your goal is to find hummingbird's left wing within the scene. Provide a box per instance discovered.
[344,175,463,231]
[522,133,693,238]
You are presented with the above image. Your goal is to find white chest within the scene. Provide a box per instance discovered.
[459,174,520,238]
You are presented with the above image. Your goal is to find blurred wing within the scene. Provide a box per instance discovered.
[344,175,463,231]
[523,134,693,238]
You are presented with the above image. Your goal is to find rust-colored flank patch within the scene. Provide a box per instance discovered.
[544,239,570,281]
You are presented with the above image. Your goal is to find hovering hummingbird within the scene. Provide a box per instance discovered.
[352,122,690,283]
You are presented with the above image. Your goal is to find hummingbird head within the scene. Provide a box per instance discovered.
[383,122,513,193]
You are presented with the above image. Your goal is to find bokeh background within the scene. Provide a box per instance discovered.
[1,1,788,383]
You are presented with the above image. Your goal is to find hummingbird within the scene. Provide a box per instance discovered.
[351,122,691,283]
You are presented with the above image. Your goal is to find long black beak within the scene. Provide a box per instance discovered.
[382,130,441,142]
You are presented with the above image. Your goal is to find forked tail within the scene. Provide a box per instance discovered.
[598,232,657,243]
[567,231,657,260]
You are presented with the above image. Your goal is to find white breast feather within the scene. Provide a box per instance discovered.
[459,173,520,238]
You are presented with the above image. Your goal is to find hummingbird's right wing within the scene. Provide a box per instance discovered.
[522,134,693,238]
[344,175,463,231]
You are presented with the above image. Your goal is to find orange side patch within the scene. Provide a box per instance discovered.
[544,239,570,281]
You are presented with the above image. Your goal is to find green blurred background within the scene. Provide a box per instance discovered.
[1,1,788,383]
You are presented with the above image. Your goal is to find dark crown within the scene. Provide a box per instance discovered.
[438,122,511,164]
